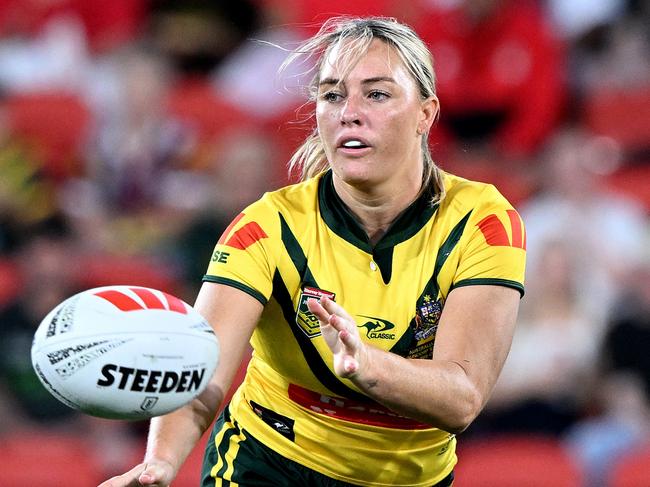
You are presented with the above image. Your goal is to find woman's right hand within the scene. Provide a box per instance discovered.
[98,459,176,487]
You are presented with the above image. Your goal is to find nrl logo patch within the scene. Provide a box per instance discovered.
[296,286,335,338]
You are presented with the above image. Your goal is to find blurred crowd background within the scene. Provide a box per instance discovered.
[0,0,649,486]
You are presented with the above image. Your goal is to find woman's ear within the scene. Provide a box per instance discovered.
[418,95,440,134]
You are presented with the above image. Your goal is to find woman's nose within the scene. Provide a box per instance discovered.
[340,96,362,125]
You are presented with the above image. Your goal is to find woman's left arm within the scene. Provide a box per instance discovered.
[307,284,520,433]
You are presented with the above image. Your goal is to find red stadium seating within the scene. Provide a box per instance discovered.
[454,435,582,487]
[74,252,183,298]
[583,86,650,153]
[605,164,650,213]
[3,91,92,183]
[167,78,251,142]
[0,257,22,307]
[0,430,103,486]
[609,443,650,487]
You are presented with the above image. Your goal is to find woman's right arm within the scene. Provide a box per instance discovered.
[98,282,263,487]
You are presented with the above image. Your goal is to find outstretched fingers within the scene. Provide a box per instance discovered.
[320,296,353,322]
[330,314,356,344]
[306,296,366,378]
[306,297,330,323]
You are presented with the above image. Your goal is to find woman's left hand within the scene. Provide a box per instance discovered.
[307,296,368,378]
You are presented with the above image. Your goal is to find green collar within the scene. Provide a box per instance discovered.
[318,170,438,253]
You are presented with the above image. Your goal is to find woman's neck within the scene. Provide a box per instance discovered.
[332,174,422,246]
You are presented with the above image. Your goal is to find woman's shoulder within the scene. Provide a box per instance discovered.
[259,175,321,208]
[440,171,509,211]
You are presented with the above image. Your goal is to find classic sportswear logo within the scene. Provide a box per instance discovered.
[477,210,526,249]
[357,315,396,340]
[94,287,187,314]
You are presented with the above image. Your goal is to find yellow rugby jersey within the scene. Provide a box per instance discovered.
[204,169,526,487]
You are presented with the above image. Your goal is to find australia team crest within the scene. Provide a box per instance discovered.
[409,295,443,359]
[414,295,442,341]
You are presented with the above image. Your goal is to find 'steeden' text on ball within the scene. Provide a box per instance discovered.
[97,364,206,393]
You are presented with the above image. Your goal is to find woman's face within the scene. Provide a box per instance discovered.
[316,39,437,193]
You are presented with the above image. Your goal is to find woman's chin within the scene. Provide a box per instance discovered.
[331,161,377,187]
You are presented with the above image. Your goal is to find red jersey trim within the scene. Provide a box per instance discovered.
[288,383,430,430]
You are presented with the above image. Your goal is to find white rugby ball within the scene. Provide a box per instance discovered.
[31,285,220,420]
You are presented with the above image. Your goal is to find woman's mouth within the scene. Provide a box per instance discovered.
[337,137,372,156]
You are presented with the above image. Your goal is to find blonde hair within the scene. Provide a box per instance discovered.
[281,16,445,204]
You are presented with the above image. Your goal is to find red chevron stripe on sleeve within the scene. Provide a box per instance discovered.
[224,221,268,250]
[217,213,245,245]
[477,214,511,247]
[507,209,526,250]
[477,212,526,249]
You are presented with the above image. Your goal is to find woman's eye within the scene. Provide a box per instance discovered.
[322,92,343,102]
[368,91,389,101]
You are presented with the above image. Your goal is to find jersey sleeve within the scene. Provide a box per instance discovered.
[453,185,527,296]
[203,197,278,305]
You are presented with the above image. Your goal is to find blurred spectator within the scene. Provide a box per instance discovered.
[77,0,149,55]
[171,128,281,296]
[0,0,148,55]
[88,44,190,211]
[209,20,315,182]
[211,25,308,123]
[565,258,650,487]
[479,239,603,437]
[147,0,261,76]
[603,262,650,408]
[0,103,58,236]
[0,214,83,430]
[520,126,648,322]
[0,0,146,92]
[0,13,90,94]
[556,1,650,95]
[61,43,196,252]
[412,0,566,159]
[546,0,625,42]
[1,89,93,184]
[201,128,283,212]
